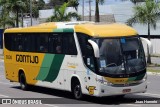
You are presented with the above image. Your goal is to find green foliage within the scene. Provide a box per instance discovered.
[127,0,160,64]
[127,0,160,30]
[37,0,45,10]
[68,0,79,11]
[0,10,15,28]
[0,0,26,27]
[130,0,145,4]
[48,0,79,10]
[0,0,46,28]
[46,2,80,22]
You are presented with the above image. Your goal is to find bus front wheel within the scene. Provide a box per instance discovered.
[19,73,28,90]
[72,80,83,99]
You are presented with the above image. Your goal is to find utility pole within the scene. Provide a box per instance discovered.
[82,0,84,21]
[86,0,92,21]
[30,0,32,26]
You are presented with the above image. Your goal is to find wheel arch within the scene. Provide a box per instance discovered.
[18,68,25,82]
[71,75,83,93]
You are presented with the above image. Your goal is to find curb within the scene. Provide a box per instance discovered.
[147,72,160,76]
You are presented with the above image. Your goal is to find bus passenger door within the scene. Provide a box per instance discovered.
[85,57,97,95]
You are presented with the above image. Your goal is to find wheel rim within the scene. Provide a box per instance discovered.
[74,85,81,99]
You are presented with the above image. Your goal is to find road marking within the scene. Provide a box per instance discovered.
[125,104,141,107]
[147,82,151,84]
[0,82,14,86]
[0,94,9,98]
[43,104,59,107]
[144,93,160,97]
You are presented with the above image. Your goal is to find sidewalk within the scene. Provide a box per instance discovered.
[151,57,160,65]
[0,54,3,59]
[147,57,160,73]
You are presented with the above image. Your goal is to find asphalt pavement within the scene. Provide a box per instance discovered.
[0,60,160,107]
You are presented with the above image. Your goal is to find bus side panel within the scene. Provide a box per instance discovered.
[4,49,19,82]
[35,54,66,90]
[4,49,45,85]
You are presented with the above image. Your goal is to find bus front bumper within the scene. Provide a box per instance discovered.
[95,81,147,97]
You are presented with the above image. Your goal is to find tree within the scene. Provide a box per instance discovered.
[36,0,45,10]
[126,0,160,64]
[48,0,79,10]
[49,0,64,6]
[46,2,80,22]
[20,0,45,21]
[68,0,79,11]
[95,0,104,22]
[0,0,26,27]
[130,0,145,4]
[0,10,15,28]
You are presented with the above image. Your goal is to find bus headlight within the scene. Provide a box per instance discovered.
[142,74,147,82]
[96,77,112,85]
[138,74,147,83]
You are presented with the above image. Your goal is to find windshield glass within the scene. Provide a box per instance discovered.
[121,37,146,74]
[93,37,146,75]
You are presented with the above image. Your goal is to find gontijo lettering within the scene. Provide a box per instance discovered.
[16,54,39,64]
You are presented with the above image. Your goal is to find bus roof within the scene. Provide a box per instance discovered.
[4,22,57,33]
[4,22,138,37]
[74,23,138,37]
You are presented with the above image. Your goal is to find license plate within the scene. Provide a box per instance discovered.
[122,89,131,93]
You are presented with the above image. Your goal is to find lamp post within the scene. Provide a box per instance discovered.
[30,0,32,26]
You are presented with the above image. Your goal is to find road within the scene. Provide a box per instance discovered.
[0,60,160,107]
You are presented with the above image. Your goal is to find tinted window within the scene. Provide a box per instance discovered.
[4,33,77,55]
[37,34,48,52]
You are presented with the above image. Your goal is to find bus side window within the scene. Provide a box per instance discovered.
[48,33,77,55]
[62,33,77,55]
[14,34,24,51]
[48,36,55,53]
[48,33,63,54]
[4,34,13,51]
[37,34,48,52]
[55,36,62,54]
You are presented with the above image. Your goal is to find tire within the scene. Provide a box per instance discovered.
[72,81,83,100]
[19,73,28,90]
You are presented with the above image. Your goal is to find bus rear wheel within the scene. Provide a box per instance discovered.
[72,81,83,100]
[19,73,28,90]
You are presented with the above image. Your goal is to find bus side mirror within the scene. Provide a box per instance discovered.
[140,37,153,54]
[88,40,100,58]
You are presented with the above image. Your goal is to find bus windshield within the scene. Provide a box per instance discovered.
[93,37,146,75]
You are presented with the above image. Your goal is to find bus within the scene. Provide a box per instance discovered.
[3,22,151,99]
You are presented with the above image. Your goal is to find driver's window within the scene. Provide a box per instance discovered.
[77,33,95,72]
